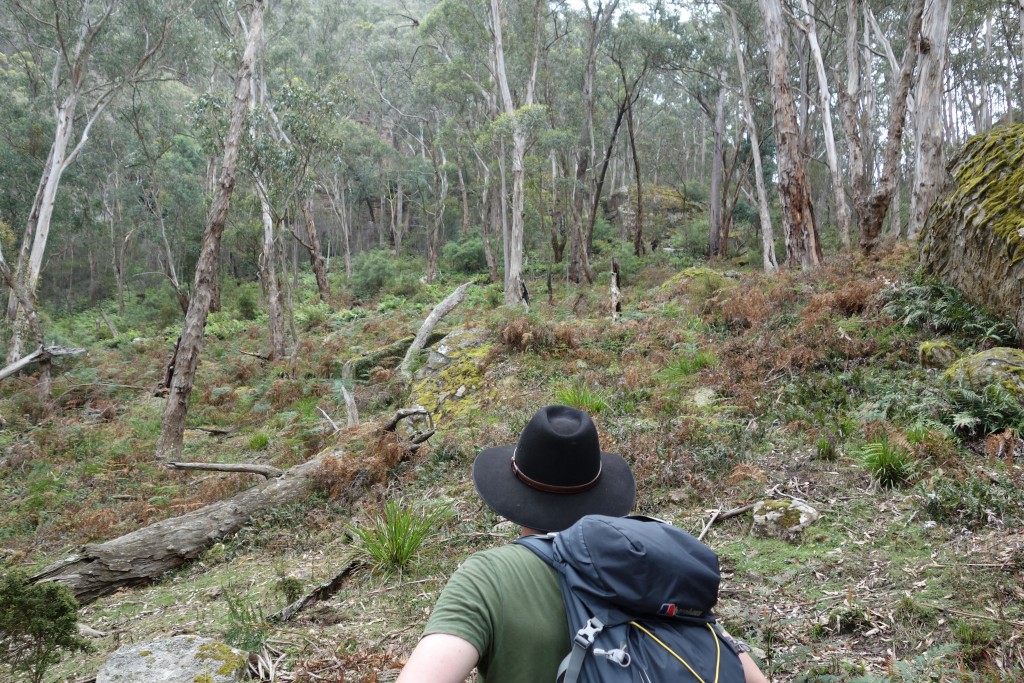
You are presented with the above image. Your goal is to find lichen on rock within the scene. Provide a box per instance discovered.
[920,124,1024,337]
[751,499,820,541]
[409,328,493,423]
[942,347,1024,399]
[918,340,961,369]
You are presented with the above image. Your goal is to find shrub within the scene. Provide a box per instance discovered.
[351,249,398,298]
[860,438,914,488]
[0,570,91,683]
[222,584,270,651]
[248,433,270,451]
[347,499,453,572]
[237,290,258,321]
[441,237,488,274]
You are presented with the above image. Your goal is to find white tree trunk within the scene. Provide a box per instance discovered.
[909,0,951,239]
[724,6,777,272]
[255,178,286,359]
[798,0,852,249]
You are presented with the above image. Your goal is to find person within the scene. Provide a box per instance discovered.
[397,405,768,683]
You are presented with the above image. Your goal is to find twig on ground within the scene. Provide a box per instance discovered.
[697,504,755,541]
[317,405,340,433]
[270,556,363,623]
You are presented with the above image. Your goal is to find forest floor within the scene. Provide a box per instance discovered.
[1,243,1023,682]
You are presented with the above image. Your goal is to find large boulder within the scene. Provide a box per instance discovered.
[942,347,1024,399]
[96,635,247,683]
[920,124,1024,338]
[409,327,492,423]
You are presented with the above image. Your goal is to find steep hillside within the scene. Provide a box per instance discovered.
[1,247,1022,682]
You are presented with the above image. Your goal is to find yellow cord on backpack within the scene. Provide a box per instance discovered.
[628,622,720,683]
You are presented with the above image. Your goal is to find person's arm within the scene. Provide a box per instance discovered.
[396,633,479,683]
[738,651,769,683]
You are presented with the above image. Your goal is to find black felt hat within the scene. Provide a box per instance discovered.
[473,405,636,532]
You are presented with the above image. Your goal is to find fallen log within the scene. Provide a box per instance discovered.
[399,281,472,380]
[166,461,283,479]
[0,345,86,382]
[31,411,430,605]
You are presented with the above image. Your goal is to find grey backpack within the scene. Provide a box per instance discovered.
[516,515,746,683]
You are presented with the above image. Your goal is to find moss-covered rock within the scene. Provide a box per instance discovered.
[751,499,820,542]
[918,340,961,369]
[942,347,1024,398]
[410,328,493,424]
[920,124,1024,338]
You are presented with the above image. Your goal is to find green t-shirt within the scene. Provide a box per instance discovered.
[423,543,569,683]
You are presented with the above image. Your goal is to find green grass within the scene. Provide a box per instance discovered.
[347,500,454,573]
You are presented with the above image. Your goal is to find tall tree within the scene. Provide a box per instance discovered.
[909,0,951,239]
[2,0,172,365]
[757,0,822,268]
[487,0,544,305]
[722,3,777,273]
[156,0,265,460]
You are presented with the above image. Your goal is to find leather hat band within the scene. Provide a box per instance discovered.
[510,450,602,494]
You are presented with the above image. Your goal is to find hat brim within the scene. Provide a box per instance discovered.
[473,445,636,532]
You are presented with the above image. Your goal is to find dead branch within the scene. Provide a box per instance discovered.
[697,504,756,541]
[340,384,358,426]
[269,555,363,623]
[383,407,432,432]
[317,406,341,433]
[166,462,283,479]
[0,345,86,382]
[398,281,472,380]
[241,349,271,360]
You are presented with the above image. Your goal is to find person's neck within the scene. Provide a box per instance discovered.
[519,526,546,537]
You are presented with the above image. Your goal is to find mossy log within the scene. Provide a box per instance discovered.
[920,124,1024,338]
[342,332,446,382]
[30,413,429,605]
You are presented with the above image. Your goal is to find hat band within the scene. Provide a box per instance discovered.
[510,451,602,494]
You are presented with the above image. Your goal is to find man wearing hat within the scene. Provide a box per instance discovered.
[396,405,767,683]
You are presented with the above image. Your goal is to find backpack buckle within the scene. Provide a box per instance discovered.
[574,617,605,647]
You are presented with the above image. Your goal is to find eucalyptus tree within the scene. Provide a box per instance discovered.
[836,0,925,252]
[757,0,822,267]
[487,0,546,305]
[156,0,266,460]
[1,0,175,366]
[720,2,777,271]
[909,0,951,239]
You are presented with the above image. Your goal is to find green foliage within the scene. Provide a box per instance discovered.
[0,570,91,683]
[441,237,488,274]
[351,249,399,298]
[919,471,1024,529]
[882,278,1018,347]
[248,433,270,451]
[941,381,1024,436]
[554,382,610,414]
[860,438,914,488]
[347,499,452,572]
[237,290,259,321]
[221,584,271,652]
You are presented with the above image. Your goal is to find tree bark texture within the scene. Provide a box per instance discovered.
[155,0,265,460]
[398,281,471,380]
[909,0,951,239]
[758,0,822,268]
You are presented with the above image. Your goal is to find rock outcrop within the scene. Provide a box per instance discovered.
[920,124,1024,339]
[96,635,247,682]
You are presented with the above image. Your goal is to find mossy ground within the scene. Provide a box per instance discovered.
[2,247,1023,682]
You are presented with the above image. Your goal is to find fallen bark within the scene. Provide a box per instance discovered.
[0,345,85,382]
[31,411,430,604]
